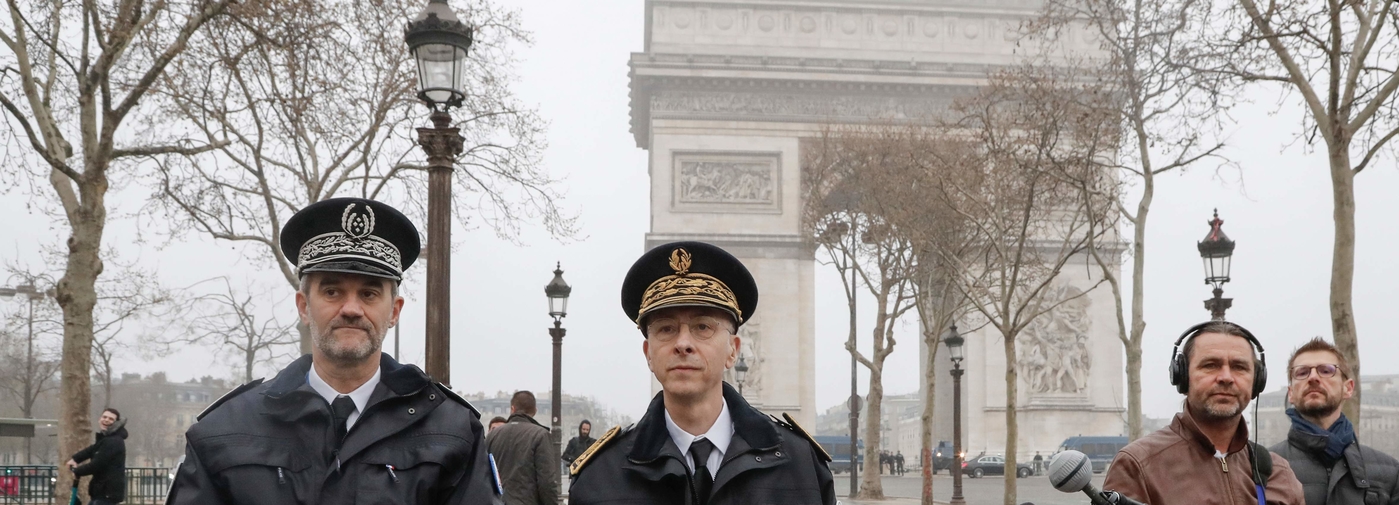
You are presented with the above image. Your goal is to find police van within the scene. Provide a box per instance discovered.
[1057,436,1128,473]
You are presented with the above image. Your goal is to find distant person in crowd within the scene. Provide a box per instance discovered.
[68,408,127,505]
[1104,321,1303,505]
[1033,451,1044,475]
[879,451,888,475]
[489,416,508,434]
[167,198,500,504]
[568,241,835,504]
[1270,337,1399,505]
[562,420,597,465]
[895,451,905,476]
[487,391,559,505]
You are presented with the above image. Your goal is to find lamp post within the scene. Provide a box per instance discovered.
[943,324,966,505]
[1198,209,1236,321]
[1,282,47,464]
[406,0,473,384]
[734,353,749,395]
[545,263,572,472]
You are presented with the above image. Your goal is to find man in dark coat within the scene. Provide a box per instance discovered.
[68,408,127,505]
[486,391,558,505]
[165,198,501,505]
[561,420,596,465]
[1271,337,1399,505]
[568,241,836,505]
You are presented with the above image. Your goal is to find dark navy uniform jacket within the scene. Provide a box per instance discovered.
[166,353,501,505]
[569,382,835,505]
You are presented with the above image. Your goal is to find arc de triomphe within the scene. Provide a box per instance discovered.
[627,0,1125,453]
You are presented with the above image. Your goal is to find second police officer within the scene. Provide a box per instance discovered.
[568,241,836,504]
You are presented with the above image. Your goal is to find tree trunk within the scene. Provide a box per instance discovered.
[1328,145,1360,425]
[1126,345,1143,439]
[55,191,106,504]
[1003,330,1018,505]
[1127,153,1153,441]
[921,331,938,505]
[857,365,885,499]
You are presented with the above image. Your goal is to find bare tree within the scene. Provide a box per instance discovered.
[88,261,181,408]
[0,0,234,497]
[804,124,927,500]
[0,271,61,465]
[1032,0,1233,441]
[146,0,572,352]
[933,67,1115,505]
[1209,0,1399,423]
[156,279,298,383]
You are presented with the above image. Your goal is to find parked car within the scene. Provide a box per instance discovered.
[960,455,1033,478]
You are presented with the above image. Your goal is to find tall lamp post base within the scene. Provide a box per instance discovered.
[418,109,463,384]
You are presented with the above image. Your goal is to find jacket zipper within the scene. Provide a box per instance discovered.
[386,465,400,484]
[277,467,286,485]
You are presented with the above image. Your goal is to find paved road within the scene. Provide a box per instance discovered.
[835,472,1109,505]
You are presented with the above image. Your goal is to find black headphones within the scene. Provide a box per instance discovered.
[1168,321,1267,398]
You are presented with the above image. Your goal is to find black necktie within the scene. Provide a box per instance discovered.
[331,395,355,447]
[689,438,716,504]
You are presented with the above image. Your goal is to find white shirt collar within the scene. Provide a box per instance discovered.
[664,398,734,479]
[308,363,381,430]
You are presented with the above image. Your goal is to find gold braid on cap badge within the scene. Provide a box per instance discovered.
[636,248,742,326]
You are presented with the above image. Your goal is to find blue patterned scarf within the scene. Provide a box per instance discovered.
[1286,407,1355,465]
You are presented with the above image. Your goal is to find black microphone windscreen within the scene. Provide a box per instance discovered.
[1047,450,1093,493]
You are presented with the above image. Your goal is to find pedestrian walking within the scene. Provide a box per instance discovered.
[487,391,559,505]
[1032,451,1043,476]
[562,420,597,465]
[68,408,127,505]
[895,451,905,476]
[568,241,836,504]
[166,198,501,505]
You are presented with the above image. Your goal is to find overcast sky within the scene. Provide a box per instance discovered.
[2,0,1397,427]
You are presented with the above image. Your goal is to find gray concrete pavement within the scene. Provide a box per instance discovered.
[836,472,1107,505]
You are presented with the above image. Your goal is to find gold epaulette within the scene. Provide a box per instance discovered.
[775,413,831,463]
[569,425,622,477]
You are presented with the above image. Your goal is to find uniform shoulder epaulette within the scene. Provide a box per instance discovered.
[569,424,626,477]
[774,412,831,463]
[197,378,264,421]
[434,383,481,418]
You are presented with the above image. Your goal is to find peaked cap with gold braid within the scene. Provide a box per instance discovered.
[621,241,758,333]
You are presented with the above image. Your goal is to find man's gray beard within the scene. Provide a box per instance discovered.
[1296,394,1343,419]
[1192,395,1245,421]
[310,320,384,364]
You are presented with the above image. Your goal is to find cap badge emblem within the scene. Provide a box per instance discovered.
[669,248,692,276]
[341,204,376,239]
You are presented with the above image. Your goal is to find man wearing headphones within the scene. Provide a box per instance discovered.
[1104,321,1304,505]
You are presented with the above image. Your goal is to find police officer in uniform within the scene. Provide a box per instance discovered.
[568,241,836,505]
[166,198,502,505]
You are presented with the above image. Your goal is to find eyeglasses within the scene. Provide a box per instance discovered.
[1290,364,1341,381]
[645,316,731,343]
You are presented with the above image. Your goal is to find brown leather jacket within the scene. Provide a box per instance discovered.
[1105,409,1304,505]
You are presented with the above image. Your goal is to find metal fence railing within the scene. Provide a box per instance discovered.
[0,466,171,504]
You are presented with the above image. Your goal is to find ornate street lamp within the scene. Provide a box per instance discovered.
[734,353,749,395]
[943,324,966,505]
[1,282,48,464]
[406,0,473,384]
[1198,209,1236,321]
[544,263,572,464]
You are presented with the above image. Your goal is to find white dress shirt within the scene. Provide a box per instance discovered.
[664,399,734,479]
[308,364,381,431]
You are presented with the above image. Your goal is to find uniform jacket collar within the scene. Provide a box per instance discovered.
[628,382,779,463]
[265,353,430,399]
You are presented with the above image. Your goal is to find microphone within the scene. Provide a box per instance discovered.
[1047,450,1147,505]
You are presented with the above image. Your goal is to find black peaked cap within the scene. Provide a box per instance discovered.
[280,198,421,281]
[621,241,758,331]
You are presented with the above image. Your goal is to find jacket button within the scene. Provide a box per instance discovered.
[755,456,762,462]
[408,408,416,415]
[429,394,437,401]
[775,451,782,458]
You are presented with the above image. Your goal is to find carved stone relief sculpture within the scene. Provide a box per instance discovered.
[672,152,781,213]
[1017,285,1093,395]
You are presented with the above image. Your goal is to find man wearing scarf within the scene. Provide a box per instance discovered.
[1271,337,1399,505]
